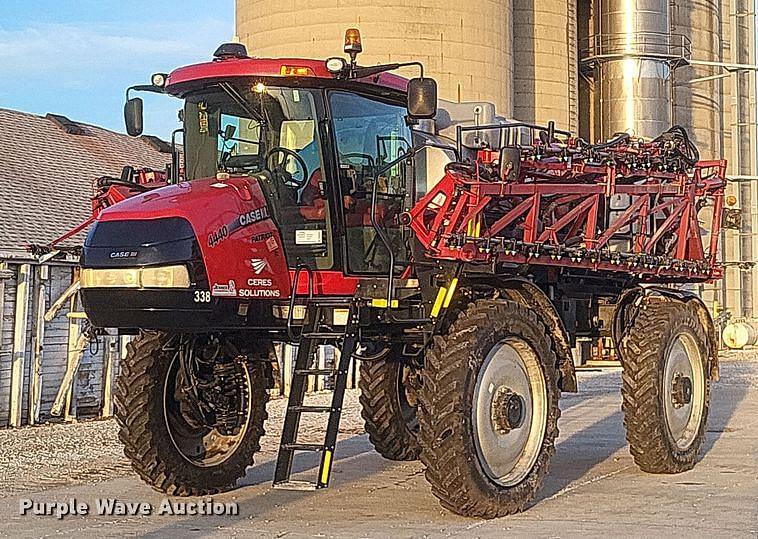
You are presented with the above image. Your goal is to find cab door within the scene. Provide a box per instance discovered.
[328,90,412,274]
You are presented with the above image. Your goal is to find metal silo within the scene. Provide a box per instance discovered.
[512,0,578,131]
[589,0,677,139]
[672,0,722,160]
[671,1,724,312]
[235,0,514,115]
[729,0,758,318]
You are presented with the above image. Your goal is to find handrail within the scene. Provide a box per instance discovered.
[286,263,313,341]
[370,141,459,309]
[455,121,573,156]
[580,31,692,66]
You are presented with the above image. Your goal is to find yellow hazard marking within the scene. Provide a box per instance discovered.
[431,286,448,318]
[443,278,459,308]
[321,450,333,485]
[371,298,399,309]
[466,218,482,238]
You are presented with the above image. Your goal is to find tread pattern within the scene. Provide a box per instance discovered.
[619,299,710,474]
[359,359,421,461]
[418,299,561,518]
[114,332,268,495]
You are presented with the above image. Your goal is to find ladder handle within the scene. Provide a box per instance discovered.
[287,264,313,341]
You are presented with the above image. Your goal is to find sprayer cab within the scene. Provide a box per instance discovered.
[80,29,438,331]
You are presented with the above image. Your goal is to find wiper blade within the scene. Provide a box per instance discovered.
[218,81,265,124]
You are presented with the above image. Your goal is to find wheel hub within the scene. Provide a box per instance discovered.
[175,337,247,436]
[491,386,526,434]
[671,372,693,408]
[164,335,253,467]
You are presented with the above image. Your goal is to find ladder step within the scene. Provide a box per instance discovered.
[300,331,344,339]
[289,405,333,413]
[273,300,359,490]
[272,480,319,491]
[295,369,334,376]
[281,443,325,452]
[304,298,353,307]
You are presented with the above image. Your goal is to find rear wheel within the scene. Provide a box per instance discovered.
[359,354,421,461]
[115,332,268,495]
[419,300,560,518]
[618,299,710,473]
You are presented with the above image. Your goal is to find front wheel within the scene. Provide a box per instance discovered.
[419,300,561,518]
[618,298,710,473]
[115,332,269,495]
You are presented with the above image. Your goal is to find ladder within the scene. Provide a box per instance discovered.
[273,299,359,490]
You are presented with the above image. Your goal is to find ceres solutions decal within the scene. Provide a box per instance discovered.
[239,278,281,298]
[239,258,281,298]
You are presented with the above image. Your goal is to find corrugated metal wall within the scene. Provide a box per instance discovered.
[0,263,110,427]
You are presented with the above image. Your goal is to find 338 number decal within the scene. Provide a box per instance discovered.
[194,290,211,303]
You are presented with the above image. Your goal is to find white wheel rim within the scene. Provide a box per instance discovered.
[472,338,548,487]
[663,332,705,451]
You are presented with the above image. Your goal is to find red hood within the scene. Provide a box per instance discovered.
[99,176,259,224]
[98,175,293,297]
[96,176,359,297]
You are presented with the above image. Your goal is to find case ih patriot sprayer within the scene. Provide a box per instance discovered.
[72,31,726,517]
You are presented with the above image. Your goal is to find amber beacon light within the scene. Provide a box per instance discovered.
[344,28,363,54]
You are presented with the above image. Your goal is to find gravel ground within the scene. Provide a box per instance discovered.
[0,353,755,538]
[0,389,364,498]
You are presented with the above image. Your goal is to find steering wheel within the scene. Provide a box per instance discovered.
[341,152,375,168]
[265,147,309,189]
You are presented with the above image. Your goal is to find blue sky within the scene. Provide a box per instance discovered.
[0,1,235,138]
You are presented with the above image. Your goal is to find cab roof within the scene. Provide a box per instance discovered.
[165,57,409,95]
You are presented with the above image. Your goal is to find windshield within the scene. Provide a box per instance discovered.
[184,84,321,181]
[184,84,333,269]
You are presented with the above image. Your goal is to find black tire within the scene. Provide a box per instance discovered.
[618,298,710,474]
[359,357,421,461]
[418,300,561,518]
[114,332,268,495]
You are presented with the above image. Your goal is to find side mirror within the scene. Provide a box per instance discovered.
[407,77,437,120]
[499,146,521,182]
[124,97,144,137]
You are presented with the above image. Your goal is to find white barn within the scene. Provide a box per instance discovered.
[0,108,171,427]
